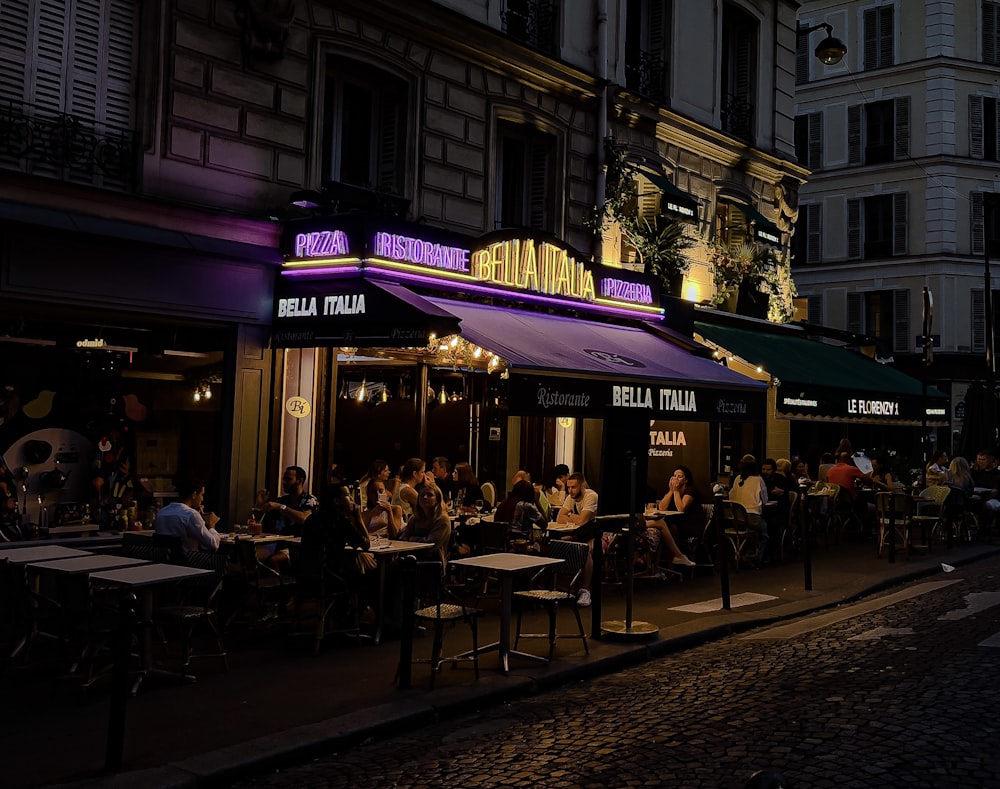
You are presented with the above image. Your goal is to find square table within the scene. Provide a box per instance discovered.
[27,554,150,575]
[90,563,213,693]
[368,540,435,644]
[0,545,90,564]
[451,552,564,674]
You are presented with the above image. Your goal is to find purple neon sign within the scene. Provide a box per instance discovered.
[373,231,470,272]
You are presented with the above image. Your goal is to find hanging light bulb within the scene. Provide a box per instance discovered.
[449,336,459,348]
[339,378,350,399]
[438,384,448,405]
[472,346,483,359]
[357,378,368,402]
[203,384,212,400]
[193,388,201,402]
[380,386,389,404]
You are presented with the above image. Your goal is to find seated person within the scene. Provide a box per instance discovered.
[453,462,485,510]
[399,485,452,565]
[826,453,875,499]
[644,466,700,569]
[925,449,950,487]
[495,480,547,535]
[153,476,220,552]
[728,455,769,561]
[255,465,319,536]
[948,456,975,497]
[541,464,570,509]
[971,450,1000,525]
[510,469,550,519]
[302,482,375,583]
[869,455,896,491]
[555,473,599,607]
[361,478,402,538]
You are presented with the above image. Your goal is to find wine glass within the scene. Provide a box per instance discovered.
[474,498,484,513]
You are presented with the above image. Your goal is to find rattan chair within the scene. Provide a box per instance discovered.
[722,500,759,570]
[876,492,915,558]
[153,551,229,672]
[513,539,589,660]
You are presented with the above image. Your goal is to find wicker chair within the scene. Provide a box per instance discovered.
[513,540,589,660]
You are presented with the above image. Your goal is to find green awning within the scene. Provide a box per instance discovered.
[635,168,699,221]
[695,321,949,425]
[719,198,783,247]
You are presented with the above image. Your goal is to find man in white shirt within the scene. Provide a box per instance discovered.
[153,477,221,552]
[556,472,599,607]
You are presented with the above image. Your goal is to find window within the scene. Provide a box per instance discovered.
[970,191,1000,255]
[985,1,1000,64]
[624,0,670,103]
[496,121,557,232]
[970,96,1000,160]
[502,0,560,55]
[847,290,910,354]
[848,97,910,165]
[795,112,822,169]
[863,5,894,70]
[795,25,810,85]
[970,289,1000,353]
[847,193,908,259]
[721,3,757,142]
[806,294,823,325]
[792,203,822,266]
[322,56,407,196]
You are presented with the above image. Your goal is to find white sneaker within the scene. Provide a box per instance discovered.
[576,588,592,607]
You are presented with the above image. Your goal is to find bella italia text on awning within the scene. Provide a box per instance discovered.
[430,297,767,422]
[695,321,949,426]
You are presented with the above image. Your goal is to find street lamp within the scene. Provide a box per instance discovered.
[797,22,848,66]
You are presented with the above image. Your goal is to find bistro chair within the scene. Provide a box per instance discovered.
[875,492,915,559]
[153,551,229,673]
[151,533,186,565]
[289,542,361,654]
[721,500,758,570]
[480,481,497,509]
[512,539,589,660]
[233,536,296,624]
[400,559,483,689]
[909,485,951,548]
[779,490,800,562]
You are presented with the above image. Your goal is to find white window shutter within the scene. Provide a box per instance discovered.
[894,96,910,160]
[973,289,986,353]
[971,96,985,159]
[986,2,1000,65]
[0,0,30,103]
[637,176,659,218]
[893,289,910,354]
[847,293,864,334]
[892,192,908,256]
[848,105,862,165]
[847,198,862,259]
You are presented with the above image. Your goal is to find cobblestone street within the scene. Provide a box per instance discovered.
[234,559,1000,789]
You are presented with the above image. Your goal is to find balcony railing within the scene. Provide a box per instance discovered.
[721,94,755,143]
[502,0,559,56]
[0,99,138,190]
[624,50,667,104]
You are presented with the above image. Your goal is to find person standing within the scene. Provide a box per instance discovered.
[555,472,599,607]
[256,465,319,537]
[153,477,220,552]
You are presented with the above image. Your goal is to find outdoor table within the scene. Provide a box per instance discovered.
[368,540,435,644]
[451,552,563,674]
[27,554,150,575]
[90,563,213,693]
[0,545,90,564]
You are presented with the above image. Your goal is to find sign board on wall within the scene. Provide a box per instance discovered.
[646,421,711,499]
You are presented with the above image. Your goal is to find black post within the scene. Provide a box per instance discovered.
[798,479,812,591]
[987,195,998,446]
[714,487,731,610]
[105,590,137,773]
[625,452,637,629]
[396,555,416,689]
[887,489,896,564]
[590,522,603,637]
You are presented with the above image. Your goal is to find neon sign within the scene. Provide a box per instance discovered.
[373,231,470,272]
[470,238,596,302]
[599,277,653,305]
[294,230,350,258]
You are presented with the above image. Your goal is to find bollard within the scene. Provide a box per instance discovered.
[591,524,603,637]
[105,590,137,773]
[798,478,812,591]
[396,555,416,689]
[713,487,731,610]
[887,489,896,563]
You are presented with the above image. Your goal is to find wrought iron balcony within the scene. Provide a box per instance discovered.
[502,0,559,56]
[624,50,667,104]
[0,99,138,190]
[721,94,755,143]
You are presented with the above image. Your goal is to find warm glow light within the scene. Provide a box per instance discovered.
[380,387,389,403]
[756,366,763,373]
[203,386,212,400]
[683,283,701,302]
[438,385,448,405]
[472,346,483,358]
[193,389,201,402]
[357,379,368,402]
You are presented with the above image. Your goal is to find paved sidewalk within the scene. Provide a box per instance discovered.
[8,538,997,789]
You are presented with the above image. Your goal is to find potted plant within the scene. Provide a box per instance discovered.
[710,241,796,322]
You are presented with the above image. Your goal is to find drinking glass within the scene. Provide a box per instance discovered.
[475,498,484,512]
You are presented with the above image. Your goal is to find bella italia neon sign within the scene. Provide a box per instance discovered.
[287,226,657,310]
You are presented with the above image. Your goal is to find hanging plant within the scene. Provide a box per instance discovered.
[592,138,695,292]
[761,250,797,323]
[709,241,797,322]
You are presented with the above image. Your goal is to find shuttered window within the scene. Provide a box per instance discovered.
[848,194,908,259]
[0,0,135,128]
[721,4,757,141]
[985,1,1000,65]
[792,203,822,266]
[893,289,910,354]
[847,198,862,259]
[970,95,1000,161]
[847,293,865,333]
[972,289,986,353]
[497,121,556,232]
[796,24,810,84]
[795,112,823,170]
[892,192,908,255]
[971,191,1000,255]
[863,5,894,70]
[624,1,670,102]
[807,295,823,325]
[322,57,407,196]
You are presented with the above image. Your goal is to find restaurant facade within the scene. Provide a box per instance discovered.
[272,214,767,511]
